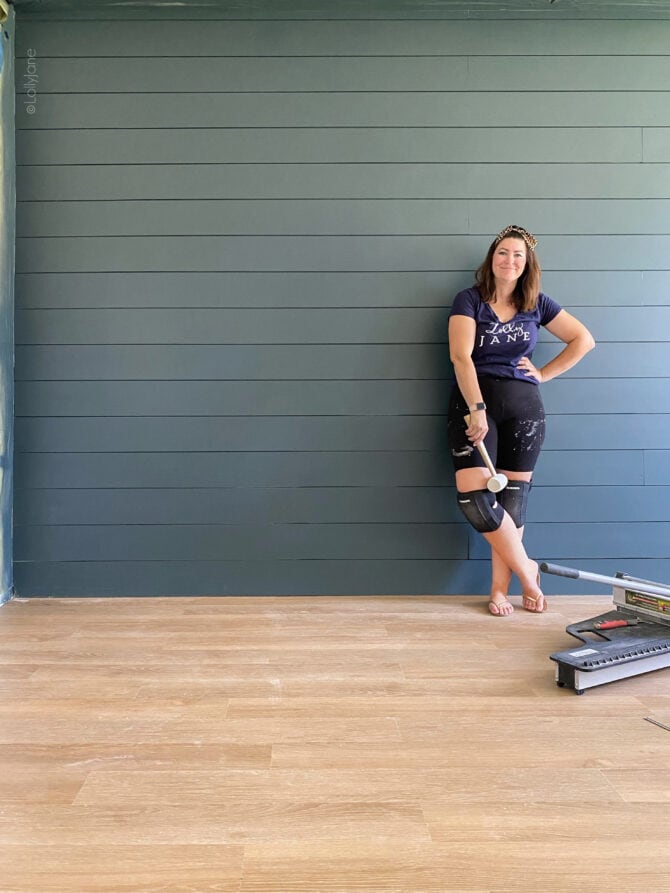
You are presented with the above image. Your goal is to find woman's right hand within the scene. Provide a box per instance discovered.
[465,409,488,446]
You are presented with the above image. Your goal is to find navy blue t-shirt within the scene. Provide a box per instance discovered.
[449,286,562,384]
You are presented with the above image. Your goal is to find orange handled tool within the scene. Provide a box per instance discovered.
[593,618,639,630]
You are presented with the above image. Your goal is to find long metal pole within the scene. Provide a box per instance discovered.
[541,563,670,603]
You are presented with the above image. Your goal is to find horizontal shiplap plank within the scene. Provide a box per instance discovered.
[543,379,670,414]
[13,416,440,452]
[473,522,670,560]
[20,198,670,238]
[14,484,668,527]
[17,478,670,538]
[16,127,641,166]
[11,413,670,452]
[495,486,669,523]
[533,343,670,379]
[467,200,670,238]
[15,234,477,273]
[17,519,670,563]
[17,164,670,202]
[13,486,456,524]
[14,271,462,310]
[10,378,670,417]
[18,57,474,93]
[12,452,456,489]
[10,558,493,598]
[8,378,665,418]
[642,451,670,485]
[16,92,670,130]
[14,235,670,274]
[15,20,670,57]
[532,451,642,486]
[20,199,469,238]
[13,306,670,345]
[545,416,670,451]
[15,308,449,344]
[13,379,451,417]
[11,449,641,491]
[644,128,670,162]
[13,344,450,381]
[13,523,468,562]
[13,556,670,598]
[10,444,640,489]
[16,56,670,94]
[13,271,670,310]
[14,342,659,382]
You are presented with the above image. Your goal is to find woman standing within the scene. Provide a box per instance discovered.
[448,225,595,615]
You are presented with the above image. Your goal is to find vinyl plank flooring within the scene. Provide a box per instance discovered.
[2,594,670,893]
[0,846,245,893]
[240,840,670,893]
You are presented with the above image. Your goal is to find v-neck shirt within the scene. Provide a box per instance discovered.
[450,286,562,384]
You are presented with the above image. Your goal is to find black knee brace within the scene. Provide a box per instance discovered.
[456,489,504,533]
[497,481,531,529]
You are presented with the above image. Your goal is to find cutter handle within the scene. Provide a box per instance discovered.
[540,562,580,579]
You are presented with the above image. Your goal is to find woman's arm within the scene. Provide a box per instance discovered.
[517,309,595,383]
[448,314,488,444]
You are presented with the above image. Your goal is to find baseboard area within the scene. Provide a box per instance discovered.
[0,588,13,606]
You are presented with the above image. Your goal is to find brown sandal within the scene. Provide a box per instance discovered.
[522,593,547,612]
[488,598,514,616]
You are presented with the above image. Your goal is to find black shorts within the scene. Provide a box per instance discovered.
[447,377,546,474]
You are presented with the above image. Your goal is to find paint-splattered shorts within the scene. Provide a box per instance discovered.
[447,377,546,473]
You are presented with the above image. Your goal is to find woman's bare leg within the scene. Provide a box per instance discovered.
[488,469,540,611]
[456,468,545,613]
[490,536,515,614]
[482,515,544,611]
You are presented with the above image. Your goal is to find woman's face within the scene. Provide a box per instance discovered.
[491,237,527,286]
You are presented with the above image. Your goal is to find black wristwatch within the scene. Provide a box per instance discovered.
[468,402,487,412]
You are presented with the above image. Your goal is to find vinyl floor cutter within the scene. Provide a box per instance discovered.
[541,562,670,695]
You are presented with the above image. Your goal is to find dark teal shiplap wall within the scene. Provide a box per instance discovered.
[12,15,670,596]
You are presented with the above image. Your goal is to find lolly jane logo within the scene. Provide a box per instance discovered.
[23,48,38,114]
[478,320,530,347]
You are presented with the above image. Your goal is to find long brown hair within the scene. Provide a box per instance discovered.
[474,230,542,312]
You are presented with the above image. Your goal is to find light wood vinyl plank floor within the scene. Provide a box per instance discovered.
[1,594,670,892]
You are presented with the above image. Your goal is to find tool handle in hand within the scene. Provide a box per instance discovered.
[476,442,498,478]
[463,414,497,477]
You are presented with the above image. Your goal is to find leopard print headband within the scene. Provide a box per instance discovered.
[494,225,538,252]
